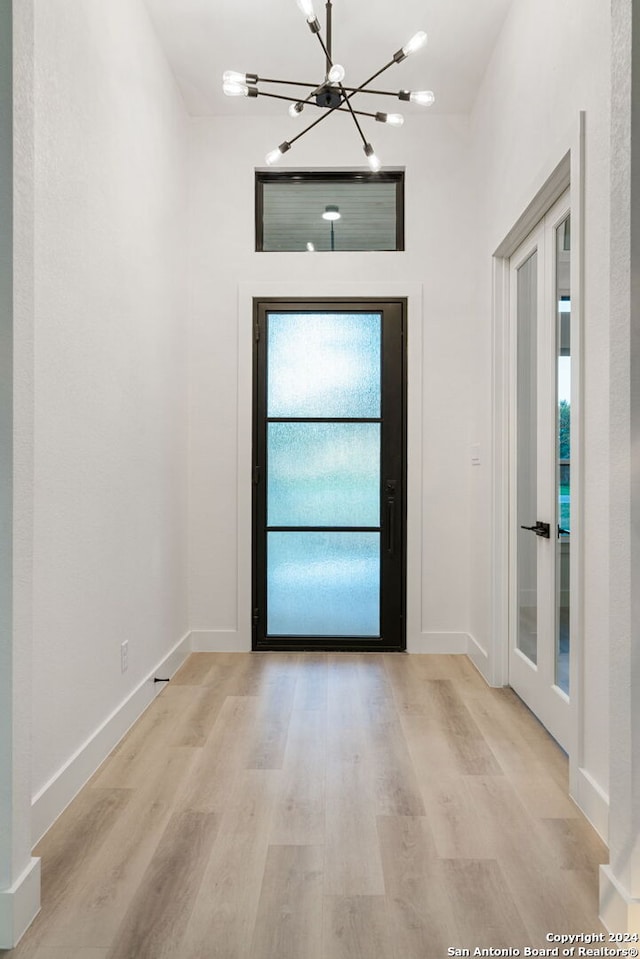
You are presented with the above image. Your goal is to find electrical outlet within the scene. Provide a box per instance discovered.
[121,640,129,673]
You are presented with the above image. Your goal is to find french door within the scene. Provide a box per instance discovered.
[252,299,406,651]
[509,191,572,749]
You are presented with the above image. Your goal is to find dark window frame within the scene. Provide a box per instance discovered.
[255,170,405,253]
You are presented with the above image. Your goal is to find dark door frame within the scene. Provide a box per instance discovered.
[252,297,407,652]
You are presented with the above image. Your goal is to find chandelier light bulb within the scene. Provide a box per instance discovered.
[363,143,382,173]
[223,71,247,84]
[376,112,404,126]
[328,64,345,84]
[402,31,428,57]
[265,141,291,165]
[223,80,249,97]
[289,101,304,118]
[410,89,435,106]
[296,0,316,22]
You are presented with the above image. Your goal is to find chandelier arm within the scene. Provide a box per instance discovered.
[256,88,378,119]
[314,31,333,70]
[257,78,324,89]
[340,86,403,97]
[325,0,332,67]
[336,83,368,146]
[343,59,397,100]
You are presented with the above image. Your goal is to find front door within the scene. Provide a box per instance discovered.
[509,191,572,749]
[252,299,406,651]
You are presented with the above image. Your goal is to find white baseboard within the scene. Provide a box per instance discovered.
[573,766,609,844]
[466,633,493,682]
[407,631,472,654]
[190,629,250,652]
[31,632,191,845]
[467,632,488,659]
[0,857,41,949]
[600,865,640,933]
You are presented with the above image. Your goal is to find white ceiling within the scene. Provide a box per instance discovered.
[143,0,514,117]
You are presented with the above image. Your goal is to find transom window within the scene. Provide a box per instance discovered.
[255,171,404,253]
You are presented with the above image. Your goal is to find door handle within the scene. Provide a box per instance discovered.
[558,526,571,536]
[520,521,551,539]
[385,480,396,555]
[387,498,395,554]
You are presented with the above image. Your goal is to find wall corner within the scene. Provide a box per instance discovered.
[0,857,40,949]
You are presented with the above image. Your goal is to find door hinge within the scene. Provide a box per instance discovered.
[255,323,260,342]
[253,466,261,485]
[253,607,259,627]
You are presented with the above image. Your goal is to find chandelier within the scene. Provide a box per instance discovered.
[222,0,434,172]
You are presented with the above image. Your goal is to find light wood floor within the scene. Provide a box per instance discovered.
[2,653,607,959]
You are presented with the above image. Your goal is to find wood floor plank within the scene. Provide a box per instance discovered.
[176,694,260,813]
[324,657,386,896]
[269,708,326,845]
[105,809,218,959]
[399,714,496,859]
[245,656,298,769]
[323,895,394,959]
[367,717,426,816]
[539,816,608,870]
[357,655,397,725]
[326,654,366,728]
[440,858,531,948]
[170,651,219,685]
[428,679,503,775]
[249,845,324,959]
[382,653,434,715]
[180,769,281,959]
[292,653,328,710]
[377,814,456,958]
[169,684,227,747]
[324,741,386,896]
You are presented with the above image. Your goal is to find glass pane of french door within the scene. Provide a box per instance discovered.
[516,250,539,665]
[555,214,571,694]
[253,300,405,651]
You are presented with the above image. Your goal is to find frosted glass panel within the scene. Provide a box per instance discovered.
[267,313,381,417]
[268,423,380,527]
[268,532,380,636]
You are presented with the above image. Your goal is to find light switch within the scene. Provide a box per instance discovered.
[471,444,481,466]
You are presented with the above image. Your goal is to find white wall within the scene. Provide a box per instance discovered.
[0,0,15,892]
[601,0,640,931]
[2,0,40,946]
[30,0,190,808]
[468,0,611,816]
[188,114,477,652]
